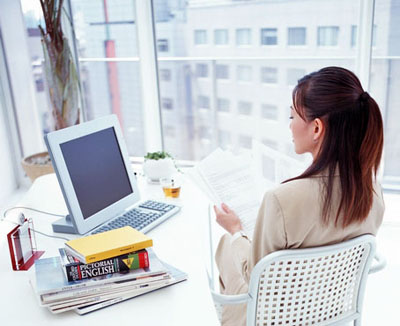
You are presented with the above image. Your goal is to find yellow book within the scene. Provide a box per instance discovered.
[64,226,153,264]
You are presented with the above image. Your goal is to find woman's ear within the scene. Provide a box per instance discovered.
[313,118,324,142]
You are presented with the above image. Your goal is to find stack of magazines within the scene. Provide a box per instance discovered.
[31,248,187,315]
[30,227,187,314]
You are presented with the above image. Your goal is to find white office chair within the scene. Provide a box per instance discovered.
[211,234,386,326]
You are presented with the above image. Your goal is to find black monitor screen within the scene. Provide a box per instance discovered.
[60,127,133,219]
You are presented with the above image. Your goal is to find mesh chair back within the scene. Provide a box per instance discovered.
[247,235,376,326]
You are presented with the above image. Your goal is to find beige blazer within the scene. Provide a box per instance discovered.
[215,174,384,326]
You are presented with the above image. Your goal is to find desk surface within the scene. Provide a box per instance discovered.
[0,173,220,326]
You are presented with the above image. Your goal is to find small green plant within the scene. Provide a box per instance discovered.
[144,151,172,160]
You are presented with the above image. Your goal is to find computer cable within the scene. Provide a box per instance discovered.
[1,207,70,241]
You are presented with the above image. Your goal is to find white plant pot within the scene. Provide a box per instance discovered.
[143,158,175,181]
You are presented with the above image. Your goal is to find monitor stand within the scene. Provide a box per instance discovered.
[52,215,78,234]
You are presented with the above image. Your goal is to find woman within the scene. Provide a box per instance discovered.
[214,66,385,326]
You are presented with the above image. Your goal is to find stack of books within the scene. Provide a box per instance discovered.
[31,226,187,315]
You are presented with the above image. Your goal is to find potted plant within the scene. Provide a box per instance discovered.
[143,151,176,182]
[21,0,80,181]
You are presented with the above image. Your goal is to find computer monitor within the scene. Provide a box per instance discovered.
[44,115,140,235]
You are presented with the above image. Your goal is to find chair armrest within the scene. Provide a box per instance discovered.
[369,252,386,274]
[211,290,251,305]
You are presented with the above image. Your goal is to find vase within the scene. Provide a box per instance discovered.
[21,151,54,182]
[143,158,176,182]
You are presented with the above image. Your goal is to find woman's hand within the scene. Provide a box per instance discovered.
[214,203,242,235]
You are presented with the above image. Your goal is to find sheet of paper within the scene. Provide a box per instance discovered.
[197,149,261,237]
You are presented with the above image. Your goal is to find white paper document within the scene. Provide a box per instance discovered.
[189,148,263,238]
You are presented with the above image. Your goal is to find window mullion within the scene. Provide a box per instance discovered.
[135,0,163,152]
[356,0,375,90]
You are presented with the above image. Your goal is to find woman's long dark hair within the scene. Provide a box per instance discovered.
[284,66,384,227]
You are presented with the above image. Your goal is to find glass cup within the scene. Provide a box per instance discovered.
[160,176,181,198]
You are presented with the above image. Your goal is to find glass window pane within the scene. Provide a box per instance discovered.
[238,101,253,115]
[194,29,207,44]
[214,29,229,45]
[261,67,278,83]
[261,104,278,120]
[68,1,144,156]
[237,65,252,82]
[261,28,278,45]
[153,1,359,162]
[197,95,210,109]
[288,27,306,46]
[317,26,339,46]
[372,0,400,188]
[217,98,230,112]
[236,28,251,45]
[216,64,229,79]
[196,63,209,78]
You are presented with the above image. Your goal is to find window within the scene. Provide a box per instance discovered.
[288,27,306,46]
[199,126,212,139]
[261,28,278,45]
[261,104,278,120]
[287,68,306,86]
[261,67,278,84]
[163,125,176,138]
[317,26,339,46]
[214,29,229,45]
[351,25,357,48]
[157,39,169,52]
[238,134,252,149]
[238,101,253,115]
[236,28,251,45]
[161,98,173,110]
[196,63,209,78]
[351,25,377,47]
[217,98,230,112]
[216,64,229,79]
[218,130,231,149]
[237,65,252,82]
[262,139,278,150]
[197,95,210,109]
[159,69,171,81]
[194,30,207,45]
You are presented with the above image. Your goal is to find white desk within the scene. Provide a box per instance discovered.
[0,173,220,326]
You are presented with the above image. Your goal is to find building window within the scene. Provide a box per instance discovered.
[163,125,176,138]
[236,28,251,45]
[261,67,278,84]
[238,101,253,115]
[217,98,230,112]
[287,68,306,86]
[216,64,229,80]
[218,130,231,149]
[194,30,207,45]
[159,69,171,81]
[197,95,210,109]
[351,25,377,47]
[157,39,169,52]
[262,139,278,150]
[237,65,252,82]
[196,63,209,78]
[261,104,278,120]
[199,126,212,139]
[214,29,229,45]
[239,134,252,149]
[317,26,339,46]
[260,28,278,45]
[161,98,173,110]
[288,27,306,46]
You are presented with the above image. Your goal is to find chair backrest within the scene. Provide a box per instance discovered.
[246,235,376,326]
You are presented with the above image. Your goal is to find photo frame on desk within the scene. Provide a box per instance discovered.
[7,219,44,271]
